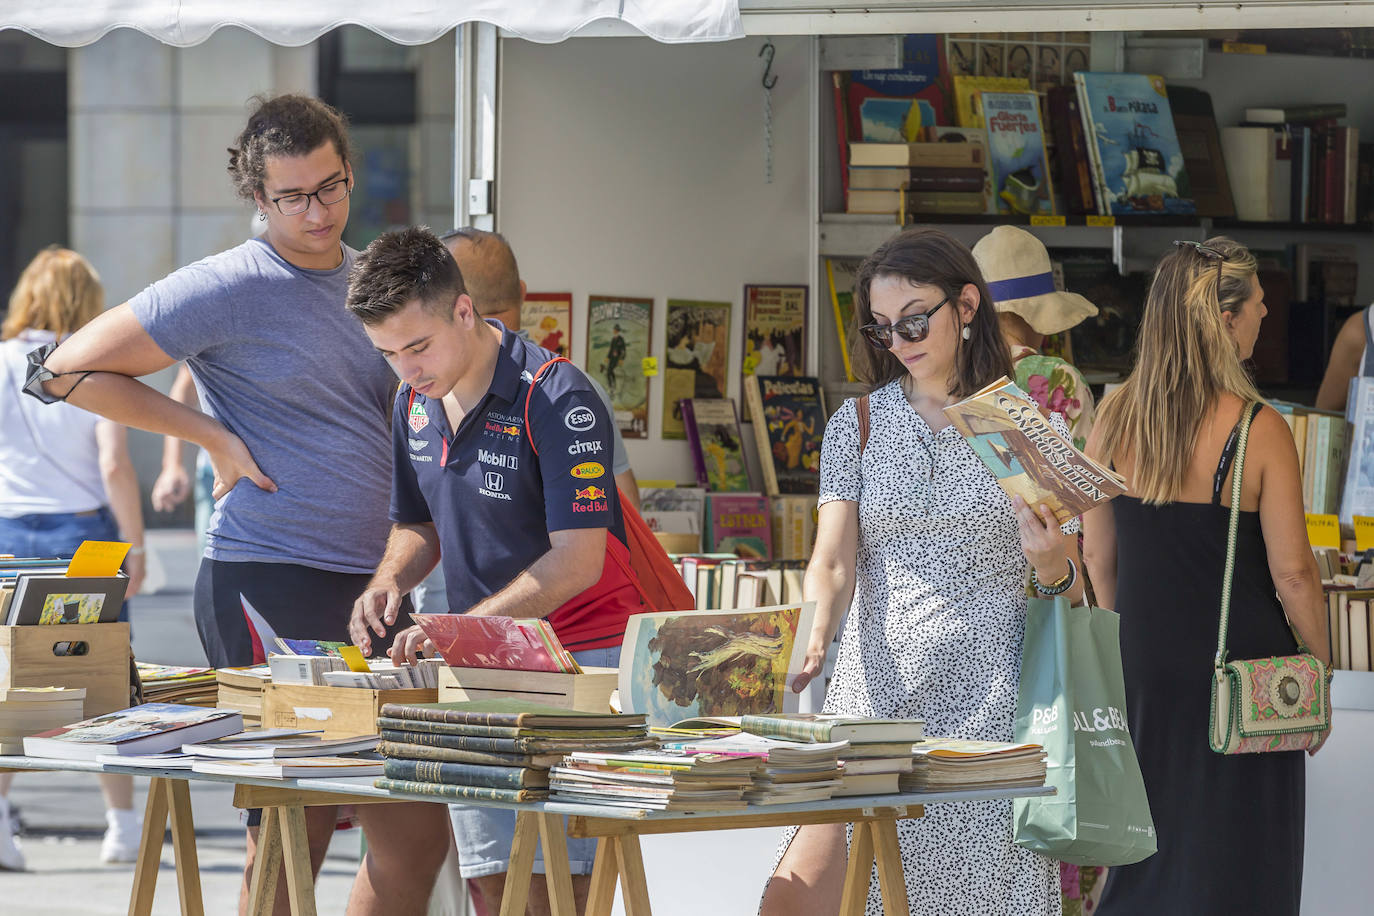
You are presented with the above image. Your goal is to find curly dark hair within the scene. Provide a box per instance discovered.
[227,94,353,203]
[346,226,467,326]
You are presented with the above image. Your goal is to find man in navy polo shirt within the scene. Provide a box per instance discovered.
[345,226,641,912]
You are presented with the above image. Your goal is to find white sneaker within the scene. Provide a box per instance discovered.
[100,807,141,864]
[0,799,26,871]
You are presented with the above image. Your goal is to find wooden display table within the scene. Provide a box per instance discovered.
[0,755,1051,916]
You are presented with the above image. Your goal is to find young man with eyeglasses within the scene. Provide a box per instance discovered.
[31,94,449,916]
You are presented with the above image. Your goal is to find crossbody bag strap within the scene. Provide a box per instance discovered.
[523,356,571,459]
[1216,402,1259,670]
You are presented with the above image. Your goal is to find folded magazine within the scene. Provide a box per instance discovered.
[943,377,1127,523]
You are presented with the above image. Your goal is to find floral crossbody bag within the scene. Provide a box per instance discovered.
[1209,402,1331,754]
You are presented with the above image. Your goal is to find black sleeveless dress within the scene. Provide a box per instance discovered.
[1098,406,1305,915]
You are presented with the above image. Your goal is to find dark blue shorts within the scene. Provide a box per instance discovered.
[0,507,128,622]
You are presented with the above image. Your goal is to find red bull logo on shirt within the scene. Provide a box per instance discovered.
[572,485,609,512]
[483,421,521,439]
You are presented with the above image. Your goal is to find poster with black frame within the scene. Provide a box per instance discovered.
[587,295,653,439]
[662,299,731,440]
[741,284,807,421]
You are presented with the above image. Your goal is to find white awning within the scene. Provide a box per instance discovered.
[0,0,744,47]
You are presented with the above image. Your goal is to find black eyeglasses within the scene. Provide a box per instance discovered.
[859,296,950,349]
[269,177,351,216]
[1173,239,1226,284]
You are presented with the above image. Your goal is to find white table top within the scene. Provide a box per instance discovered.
[0,754,1052,822]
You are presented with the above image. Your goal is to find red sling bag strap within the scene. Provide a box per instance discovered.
[523,358,693,613]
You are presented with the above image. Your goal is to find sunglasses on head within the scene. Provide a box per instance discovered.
[1173,239,1227,284]
[859,296,951,350]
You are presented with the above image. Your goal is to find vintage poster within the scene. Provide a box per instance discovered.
[521,292,573,357]
[742,284,807,420]
[662,299,731,440]
[618,603,816,727]
[586,295,653,440]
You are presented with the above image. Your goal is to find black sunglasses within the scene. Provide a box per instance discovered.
[1173,239,1226,285]
[859,296,951,350]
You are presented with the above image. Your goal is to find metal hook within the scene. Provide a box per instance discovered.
[759,42,777,90]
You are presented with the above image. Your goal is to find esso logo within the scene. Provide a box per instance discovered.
[570,462,605,479]
[564,406,596,432]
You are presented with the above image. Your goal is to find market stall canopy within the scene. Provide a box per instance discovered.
[0,0,744,47]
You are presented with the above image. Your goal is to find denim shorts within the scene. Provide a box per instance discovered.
[0,507,128,622]
[449,644,621,878]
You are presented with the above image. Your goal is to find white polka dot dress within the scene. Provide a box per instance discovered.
[782,379,1062,915]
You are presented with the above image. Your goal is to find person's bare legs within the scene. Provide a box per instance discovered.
[347,802,450,916]
[469,873,592,916]
[759,823,848,916]
[98,773,134,809]
[238,805,338,916]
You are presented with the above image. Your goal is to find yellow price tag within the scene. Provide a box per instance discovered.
[1085,215,1116,227]
[1029,215,1067,227]
[1221,41,1267,55]
[641,356,658,377]
[1355,516,1374,552]
[67,540,131,577]
[1306,513,1341,550]
[337,645,372,673]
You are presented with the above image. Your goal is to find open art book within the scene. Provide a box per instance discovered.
[943,377,1127,523]
[618,602,816,727]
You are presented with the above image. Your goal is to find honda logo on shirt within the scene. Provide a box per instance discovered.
[484,471,504,492]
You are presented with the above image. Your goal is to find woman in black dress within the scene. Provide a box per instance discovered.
[1082,238,1330,914]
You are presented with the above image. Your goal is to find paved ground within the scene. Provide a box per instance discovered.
[1,529,363,913]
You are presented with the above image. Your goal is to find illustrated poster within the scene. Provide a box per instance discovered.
[521,293,572,357]
[587,295,652,440]
[662,299,731,440]
[742,284,807,421]
[618,603,815,727]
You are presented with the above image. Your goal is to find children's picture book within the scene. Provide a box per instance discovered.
[681,398,753,492]
[943,377,1128,524]
[410,614,581,674]
[982,91,1055,216]
[587,295,652,439]
[618,602,816,727]
[5,574,128,626]
[521,292,573,357]
[952,75,1031,128]
[741,284,806,421]
[662,299,731,440]
[23,703,244,761]
[706,494,772,559]
[846,34,946,142]
[1074,71,1195,216]
[745,375,826,496]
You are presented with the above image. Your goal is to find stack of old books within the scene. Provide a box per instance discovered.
[0,687,86,754]
[548,747,757,810]
[903,738,1047,791]
[137,663,218,706]
[659,731,847,804]
[215,665,271,727]
[374,699,653,802]
[741,714,926,798]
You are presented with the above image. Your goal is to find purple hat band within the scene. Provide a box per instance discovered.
[986,271,1057,302]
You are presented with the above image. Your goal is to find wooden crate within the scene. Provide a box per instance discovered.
[262,684,437,738]
[438,666,618,712]
[0,623,132,717]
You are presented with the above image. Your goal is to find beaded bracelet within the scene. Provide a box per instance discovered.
[1032,557,1077,596]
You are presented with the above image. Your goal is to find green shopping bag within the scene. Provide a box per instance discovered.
[1012,597,1157,866]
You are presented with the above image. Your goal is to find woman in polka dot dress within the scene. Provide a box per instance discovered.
[761,227,1080,916]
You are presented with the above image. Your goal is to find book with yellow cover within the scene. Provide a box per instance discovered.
[943,377,1128,523]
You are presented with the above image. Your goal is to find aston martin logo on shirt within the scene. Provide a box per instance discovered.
[409,438,427,451]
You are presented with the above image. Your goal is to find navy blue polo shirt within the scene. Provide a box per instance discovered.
[390,323,637,650]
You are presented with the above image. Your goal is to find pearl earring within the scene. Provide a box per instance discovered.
[962,325,971,340]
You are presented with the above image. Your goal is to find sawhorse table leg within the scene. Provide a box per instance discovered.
[499,811,578,916]
[128,777,204,916]
[245,805,316,916]
[583,834,652,916]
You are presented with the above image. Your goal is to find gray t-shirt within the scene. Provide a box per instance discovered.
[129,238,394,573]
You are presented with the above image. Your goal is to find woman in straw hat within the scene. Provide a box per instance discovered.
[973,225,1099,450]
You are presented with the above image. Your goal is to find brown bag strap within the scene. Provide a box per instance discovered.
[857,394,870,455]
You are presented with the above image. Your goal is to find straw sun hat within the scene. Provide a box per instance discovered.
[971,225,1098,336]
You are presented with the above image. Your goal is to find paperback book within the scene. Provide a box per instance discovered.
[744,375,826,496]
[981,90,1055,216]
[942,377,1128,524]
[24,704,243,761]
[740,713,925,744]
[682,398,753,492]
[192,756,385,779]
[5,573,128,625]
[705,494,772,559]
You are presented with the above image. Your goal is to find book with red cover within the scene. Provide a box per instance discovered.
[410,614,580,673]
